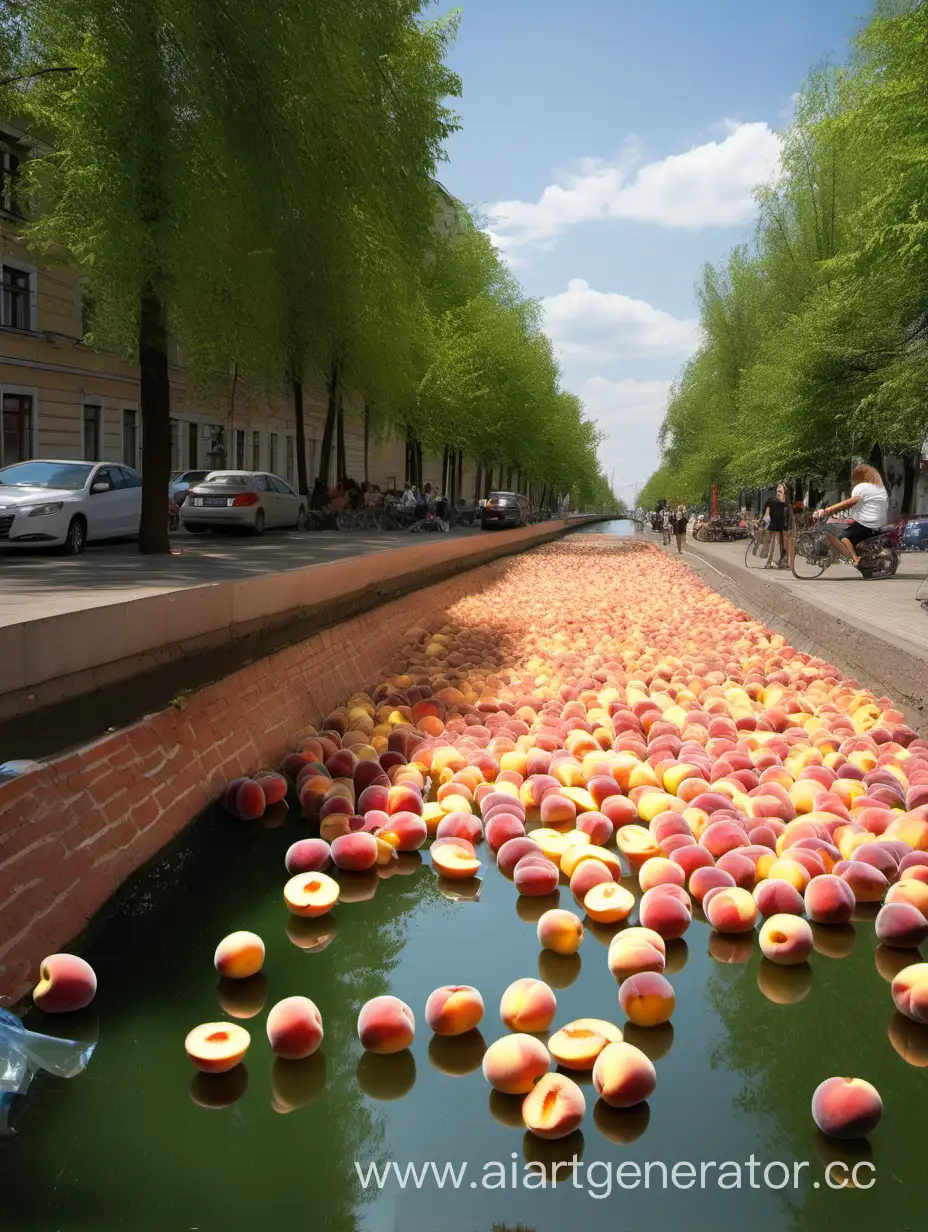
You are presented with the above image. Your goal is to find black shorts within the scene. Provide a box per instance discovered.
[843,521,879,547]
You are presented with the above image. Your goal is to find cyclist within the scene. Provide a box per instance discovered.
[812,464,888,568]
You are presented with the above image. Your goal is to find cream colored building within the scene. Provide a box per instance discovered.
[2,123,484,498]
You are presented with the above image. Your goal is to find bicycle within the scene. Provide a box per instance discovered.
[791,520,900,580]
[744,521,771,569]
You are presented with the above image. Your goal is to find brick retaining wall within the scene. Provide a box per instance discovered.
[0,558,505,1004]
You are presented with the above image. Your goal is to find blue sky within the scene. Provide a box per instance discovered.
[433,0,870,501]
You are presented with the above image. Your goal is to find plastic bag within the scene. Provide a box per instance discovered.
[0,1007,96,1135]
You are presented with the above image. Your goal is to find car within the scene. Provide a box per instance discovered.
[901,515,928,551]
[169,469,210,506]
[0,459,142,555]
[180,470,308,536]
[481,490,533,530]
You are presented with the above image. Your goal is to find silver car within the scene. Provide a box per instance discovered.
[180,470,308,536]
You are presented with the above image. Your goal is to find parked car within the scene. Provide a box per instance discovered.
[901,515,928,551]
[180,470,307,536]
[0,459,142,554]
[169,469,210,506]
[481,490,533,530]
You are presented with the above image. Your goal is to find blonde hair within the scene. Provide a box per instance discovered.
[851,464,883,487]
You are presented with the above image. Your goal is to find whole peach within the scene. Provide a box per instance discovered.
[500,977,557,1032]
[266,996,324,1059]
[285,838,331,874]
[482,1033,551,1093]
[214,931,265,980]
[891,963,928,1023]
[32,953,97,1013]
[537,908,584,955]
[425,985,485,1036]
[592,1041,657,1108]
[811,1076,883,1139]
[759,915,814,965]
[875,902,928,949]
[619,971,675,1026]
[357,995,415,1054]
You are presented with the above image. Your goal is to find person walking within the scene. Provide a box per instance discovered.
[661,506,672,546]
[672,505,687,553]
[762,483,789,568]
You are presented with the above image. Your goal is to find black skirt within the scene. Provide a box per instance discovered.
[765,499,786,532]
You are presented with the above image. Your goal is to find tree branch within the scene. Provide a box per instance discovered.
[0,67,77,88]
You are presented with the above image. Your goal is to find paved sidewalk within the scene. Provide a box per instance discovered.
[679,537,928,661]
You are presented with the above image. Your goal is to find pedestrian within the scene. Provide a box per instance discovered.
[762,483,789,569]
[672,505,687,553]
[661,506,672,546]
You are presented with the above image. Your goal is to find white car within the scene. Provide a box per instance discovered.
[0,459,142,555]
[180,470,308,535]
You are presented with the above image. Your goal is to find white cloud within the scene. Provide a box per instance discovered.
[486,120,781,259]
[543,279,699,363]
[573,376,674,496]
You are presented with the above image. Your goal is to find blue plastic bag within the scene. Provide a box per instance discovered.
[0,1007,95,1135]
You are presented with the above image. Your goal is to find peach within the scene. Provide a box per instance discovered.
[575,810,613,845]
[185,1021,251,1073]
[705,887,757,934]
[283,872,340,917]
[514,856,560,896]
[754,879,805,918]
[592,1041,657,1108]
[715,851,756,889]
[804,874,856,924]
[386,783,423,816]
[425,985,485,1035]
[619,971,675,1026]
[357,995,415,1054]
[482,1033,551,1093]
[601,795,638,828]
[497,836,542,876]
[875,902,928,949]
[286,837,331,874]
[330,831,378,872]
[759,914,814,965]
[266,996,323,1059]
[500,977,557,1032]
[560,843,620,879]
[570,859,615,903]
[584,881,635,924]
[318,813,352,841]
[522,1072,586,1139]
[638,857,685,892]
[485,813,526,851]
[214,931,265,980]
[376,811,428,851]
[32,953,97,1013]
[670,845,714,879]
[540,793,577,827]
[608,929,666,979]
[435,812,483,845]
[891,963,928,1023]
[537,908,584,955]
[811,1077,883,1139]
[886,879,928,916]
[689,866,736,904]
[639,887,691,940]
[766,858,811,892]
[615,824,661,866]
[431,843,481,879]
[225,778,266,820]
[836,860,888,903]
[548,1017,623,1070]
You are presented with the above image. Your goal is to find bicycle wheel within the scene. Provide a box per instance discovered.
[335,510,354,531]
[791,532,829,579]
[744,533,767,569]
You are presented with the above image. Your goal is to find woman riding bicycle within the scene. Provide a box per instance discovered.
[812,464,888,568]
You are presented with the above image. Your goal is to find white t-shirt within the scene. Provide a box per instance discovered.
[851,482,888,529]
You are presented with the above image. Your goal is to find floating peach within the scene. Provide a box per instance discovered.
[214,931,265,980]
[485,813,526,851]
[283,872,340,917]
[875,902,928,949]
[759,914,814,965]
[225,778,266,820]
[514,856,559,896]
[689,866,736,904]
[286,838,331,874]
[32,954,97,1013]
[619,971,675,1026]
[357,995,415,1054]
[425,985,485,1035]
[435,812,483,845]
[522,1072,585,1138]
[608,929,666,979]
[891,963,928,1023]
[482,1033,551,1093]
[185,1021,251,1073]
[811,1077,883,1139]
[570,859,615,904]
[754,879,805,918]
[548,1017,622,1070]
[266,996,323,1059]
[592,1041,657,1108]
[376,811,428,851]
[886,880,928,916]
[805,874,856,924]
[705,887,757,934]
[584,881,635,924]
[330,832,378,872]
[638,857,685,892]
[537,908,584,955]
[500,978,557,1032]
[431,843,480,880]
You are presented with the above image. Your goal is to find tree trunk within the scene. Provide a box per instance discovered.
[363,403,371,484]
[138,289,171,554]
[474,464,482,502]
[414,439,423,488]
[336,395,346,481]
[318,359,338,486]
[484,467,493,499]
[456,451,463,508]
[441,445,449,496]
[292,376,309,496]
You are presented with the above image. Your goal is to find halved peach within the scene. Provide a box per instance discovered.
[548,1018,621,1069]
[584,881,635,924]
[522,1072,586,1139]
[283,872,340,917]
[431,843,480,879]
[185,1021,251,1073]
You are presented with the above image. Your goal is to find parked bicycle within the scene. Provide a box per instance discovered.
[791,520,900,580]
[743,521,772,569]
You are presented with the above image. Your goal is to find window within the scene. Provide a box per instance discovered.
[117,466,142,488]
[254,474,271,492]
[235,429,245,469]
[1,144,23,218]
[285,435,295,485]
[271,476,294,495]
[93,465,118,490]
[82,404,102,460]
[122,409,137,467]
[269,432,278,476]
[1,264,33,331]
[252,431,260,470]
[1,393,34,466]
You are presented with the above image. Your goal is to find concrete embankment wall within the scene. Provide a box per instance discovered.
[0,519,600,1002]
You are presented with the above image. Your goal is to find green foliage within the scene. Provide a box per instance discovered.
[643,0,928,503]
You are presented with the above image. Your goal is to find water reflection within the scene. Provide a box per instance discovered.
[189,1064,249,1110]
[622,1021,674,1062]
[811,922,856,959]
[489,1089,525,1129]
[428,1030,487,1077]
[757,959,812,1005]
[522,1130,585,1179]
[337,869,380,903]
[537,951,581,988]
[270,1054,326,1113]
[517,892,560,923]
[357,1050,417,1100]
[217,972,268,1018]
[286,914,339,952]
[887,1012,928,1067]
[874,943,921,982]
[664,938,689,974]
[592,1099,651,1144]
[813,1131,873,1189]
[708,931,754,964]
[438,875,482,902]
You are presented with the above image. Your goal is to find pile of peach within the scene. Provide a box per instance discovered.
[38,540,928,1141]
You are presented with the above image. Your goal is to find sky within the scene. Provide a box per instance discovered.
[433,0,870,503]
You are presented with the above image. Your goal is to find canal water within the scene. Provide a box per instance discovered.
[575,518,636,536]
[3,799,923,1231]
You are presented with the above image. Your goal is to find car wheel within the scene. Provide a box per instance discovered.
[296,506,308,531]
[62,515,87,556]
[251,509,266,537]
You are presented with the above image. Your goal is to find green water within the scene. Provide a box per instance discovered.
[2,804,924,1232]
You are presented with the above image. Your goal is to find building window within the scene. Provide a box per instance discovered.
[1,264,33,331]
[285,435,294,485]
[2,393,34,466]
[1,144,23,218]
[82,403,102,460]
[122,409,137,467]
[269,432,278,476]
[252,430,260,470]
